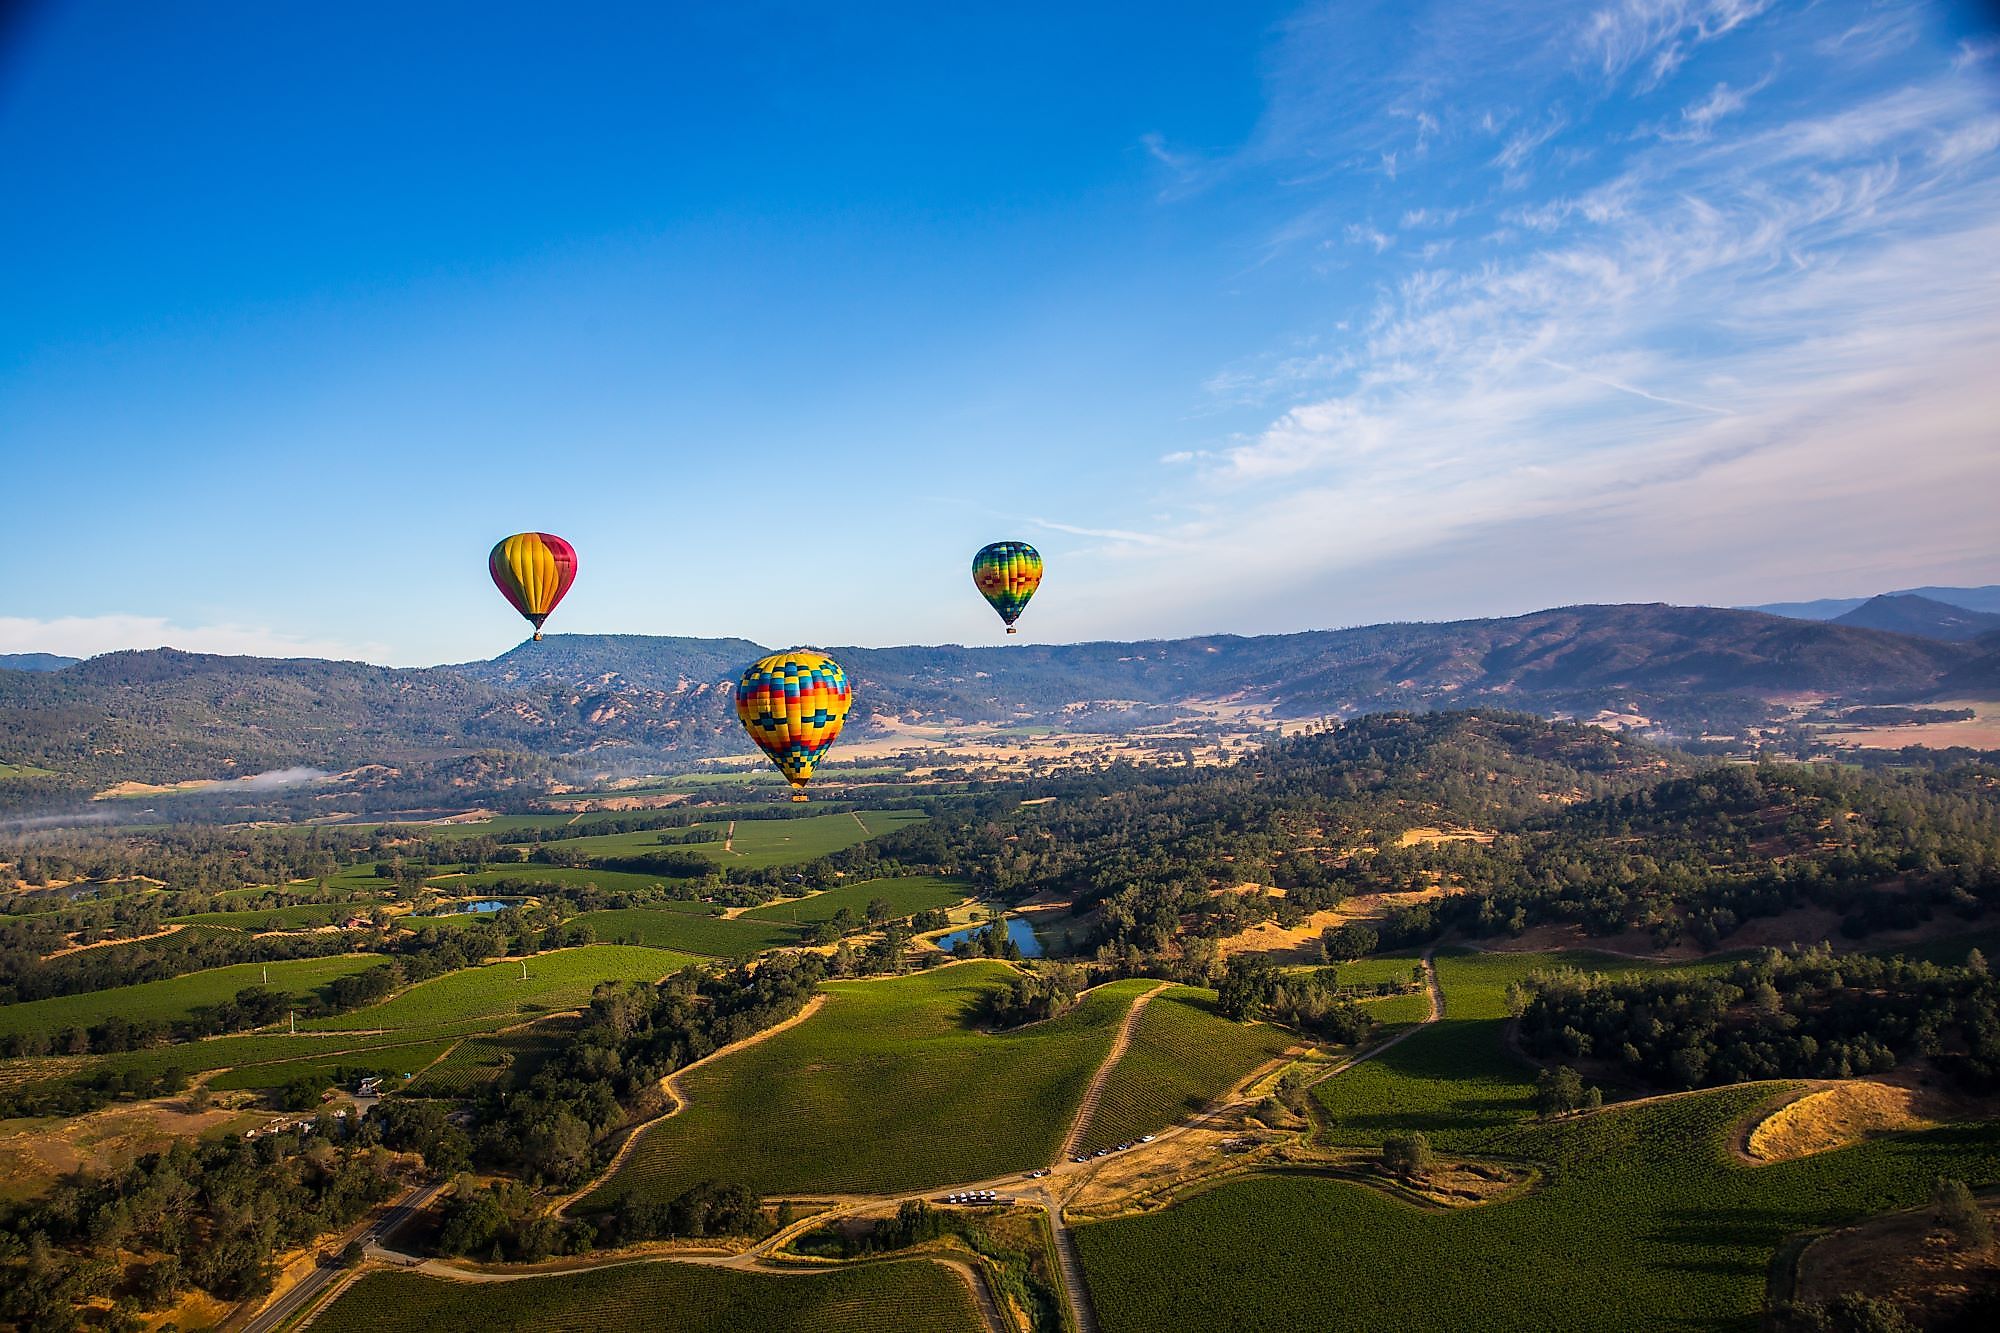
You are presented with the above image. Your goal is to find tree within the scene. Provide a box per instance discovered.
[866,897,892,924]
[1534,1066,1589,1117]
[1932,1176,1992,1249]
[1321,923,1378,962]
[1381,1131,1433,1180]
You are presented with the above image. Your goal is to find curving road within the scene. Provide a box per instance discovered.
[240,1180,443,1333]
[269,951,1448,1332]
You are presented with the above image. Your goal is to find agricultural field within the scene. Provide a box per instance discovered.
[1358,992,1431,1024]
[712,809,928,869]
[572,907,802,958]
[313,1257,982,1333]
[302,945,694,1033]
[1073,946,2000,1331]
[739,875,969,925]
[1312,949,1723,1149]
[426,866,713,898]
[499,824,727,859]
[204,1036,458,1091]
[582,964,1155,1208]
[80,1018,536,1091]
[0,955,381,1041]
[493,809,926,869]
[405,1023,572,1098]
[1074,987,1295,1154]
[1075,1087,2000,1333]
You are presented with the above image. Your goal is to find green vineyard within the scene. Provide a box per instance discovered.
[312,1257,981,1333]
[1073,986,1295,1154]
[581,964,1155,1209]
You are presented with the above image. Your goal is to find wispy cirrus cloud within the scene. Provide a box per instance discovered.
[1080,0,2000,639]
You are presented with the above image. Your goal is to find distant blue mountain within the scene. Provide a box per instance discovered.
[1832,594,2000,643]
[0,653,79,672]
[1743,584,2000,621]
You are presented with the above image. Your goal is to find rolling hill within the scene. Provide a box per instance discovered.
[1830,593,2000,642]
[1745,583,2000,620]
[0,654,78,672]
[0,603,1978,799]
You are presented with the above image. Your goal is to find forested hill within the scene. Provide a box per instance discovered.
[468,602,1972,725]
[0,602,1979,796]
[1831,593,2000,642]
[853,710,2000,959]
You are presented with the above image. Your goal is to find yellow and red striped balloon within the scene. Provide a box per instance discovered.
[734,651,852,800]
[489,532,578,641]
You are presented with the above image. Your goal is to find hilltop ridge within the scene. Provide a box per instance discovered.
[0,602,1980,807]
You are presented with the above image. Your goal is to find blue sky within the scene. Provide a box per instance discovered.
[3,0,1997,665]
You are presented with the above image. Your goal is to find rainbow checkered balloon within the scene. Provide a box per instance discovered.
[734,650,853,799]
[972,541,1043,633]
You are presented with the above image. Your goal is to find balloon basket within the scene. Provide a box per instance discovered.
[790,791,809,803]
[532,632,543,641]
[1006,626,1017,634]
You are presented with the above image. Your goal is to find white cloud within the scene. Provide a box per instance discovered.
[1578,0,1772,86]
[1090,14,2000,638]
[1346,222,1396,252]
[1025,517,1172,547]
[0,615,393,663]
[1651,76,1769,141]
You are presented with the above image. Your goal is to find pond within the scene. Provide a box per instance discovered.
[936,915,1044,959]
[441,898,522,915]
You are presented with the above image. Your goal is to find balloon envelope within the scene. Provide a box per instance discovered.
[972,541,1042,633]
[735,651,852,799]
[490,533,578,640]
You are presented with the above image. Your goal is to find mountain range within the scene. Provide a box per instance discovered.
[0,602,1988,807]
[1820,593,2000,642]
[1744,583,2000,623]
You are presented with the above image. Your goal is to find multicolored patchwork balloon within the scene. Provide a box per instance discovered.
[972,541,1043,634]
[489,532,578,641]
[735,651,853,800]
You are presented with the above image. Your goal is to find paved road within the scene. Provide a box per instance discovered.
[242,1180,443,1333]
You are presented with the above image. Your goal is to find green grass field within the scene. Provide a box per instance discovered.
[572,908,802,958]
[1072,947,2000,1333]
[582,964,1154,1209]
[302,946,697,1033]
[313,1258,981,1333]
[739,876,969,925]
[0,761,56,780]
[1074,987,1295,1154]
[0,955,381,1041]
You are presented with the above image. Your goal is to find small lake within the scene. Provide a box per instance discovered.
[442,899,522,915]
[936,915,1044,958]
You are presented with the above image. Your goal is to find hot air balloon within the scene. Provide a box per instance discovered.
[735,651,853,801]
[972,541,1042,634]
[489,532,578,641]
